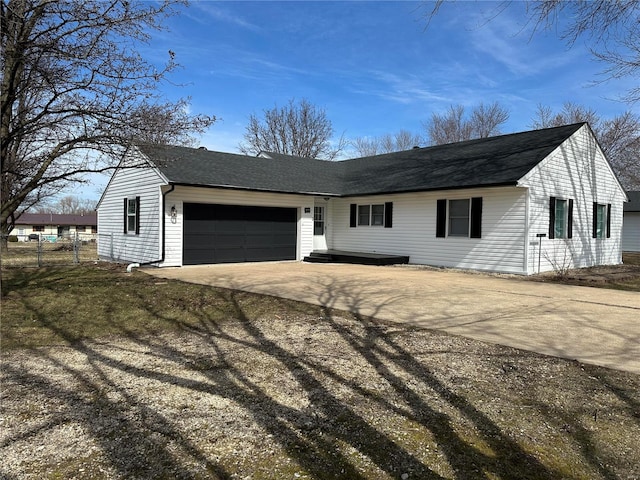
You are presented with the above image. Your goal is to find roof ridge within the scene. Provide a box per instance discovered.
[138,123,590,196]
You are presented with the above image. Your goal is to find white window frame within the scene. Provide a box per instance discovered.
[554,198,568,239]
[313,206,324,236]
[448,199,470,237]
[357,203,385,227]
[595,203,607,239]
[127,198,137,233]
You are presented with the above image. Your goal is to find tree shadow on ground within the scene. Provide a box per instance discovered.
[2,270,639,479]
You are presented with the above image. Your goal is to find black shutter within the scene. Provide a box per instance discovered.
[606,204,611,238]
[135,196,141,235]
[567,199,573,239]
[350,204,357,228]
[384,202,393,228]
[123,198,128,234]
[548,197,556,239]
[592,203,598,238]
[470,197,482,238]
[436,199,446,238]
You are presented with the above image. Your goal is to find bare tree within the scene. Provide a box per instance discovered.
[238,99,345,160]
[470,102,510,139]
[424,102,509,145]
[128,98,212,147]
[351,129,423,157]
[0,0,216,247]
[351,137,381,157]
[531,102,640,188]
[32,196,96,215]
[424,1,640,102]
[425,105,472,145]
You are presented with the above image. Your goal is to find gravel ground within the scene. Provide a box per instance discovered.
[2,311,639,480]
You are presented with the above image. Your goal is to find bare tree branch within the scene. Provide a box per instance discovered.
[350,129,423,157]
[1,0,216,242]
[424,0,640,103]
[530,102,640,189]
[238,99,344,160]
[424,102,509,145]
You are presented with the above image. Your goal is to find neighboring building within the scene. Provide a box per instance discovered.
[622,191,640,252]
[12,212,97,242]
[97,123,627,274]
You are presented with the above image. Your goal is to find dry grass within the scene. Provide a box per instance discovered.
[1,239,98,268]
[1,264,639,479]
[530,252,640,291]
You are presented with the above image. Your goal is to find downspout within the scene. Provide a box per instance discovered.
[127,184,175,272]
[523,187,530,274]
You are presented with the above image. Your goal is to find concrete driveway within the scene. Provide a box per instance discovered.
[145,262,640,375]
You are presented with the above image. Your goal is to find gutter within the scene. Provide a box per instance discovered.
[127,184,175,272]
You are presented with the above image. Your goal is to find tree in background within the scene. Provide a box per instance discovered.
[238,99,346,160]
[128,98,211,147]
[424,1,640,103]
[32,196,96,215]
[350,129,423,157]
[424,102,509,145]
[1,0,216,247]
[531,103,640,189]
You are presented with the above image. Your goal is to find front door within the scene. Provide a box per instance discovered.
[313,204,327,250]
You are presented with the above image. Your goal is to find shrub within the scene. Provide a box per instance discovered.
[8,235,18,242]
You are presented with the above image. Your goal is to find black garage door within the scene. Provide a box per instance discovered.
[183,203,297,265]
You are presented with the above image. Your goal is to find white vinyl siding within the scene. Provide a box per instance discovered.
[331,187,527,274]
[519,124,626,273]
[97,154,165,264]
[162,185,314,266]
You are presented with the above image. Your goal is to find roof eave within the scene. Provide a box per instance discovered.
[339,181,520,198]
[168,182,341,198]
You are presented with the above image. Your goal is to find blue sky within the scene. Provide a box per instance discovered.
[80,0,638,200]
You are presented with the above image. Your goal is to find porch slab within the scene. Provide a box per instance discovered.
[304,249,410,266]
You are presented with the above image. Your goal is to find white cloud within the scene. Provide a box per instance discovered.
[186,3,261,32]
[347,70,448,105]
[466,8,579,77]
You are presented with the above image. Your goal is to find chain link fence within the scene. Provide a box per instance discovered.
[1,234,98,268]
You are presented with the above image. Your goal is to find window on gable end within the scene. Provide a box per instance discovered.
[593,203,610,239]
[124,197,140,234]
[549,197,573,239]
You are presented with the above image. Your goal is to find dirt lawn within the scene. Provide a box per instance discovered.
[1,263,639,479]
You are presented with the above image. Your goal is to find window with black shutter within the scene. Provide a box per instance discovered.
[124,196,140,234]
[436,198,482,238]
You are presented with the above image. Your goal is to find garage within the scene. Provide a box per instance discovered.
[183,203,297,265]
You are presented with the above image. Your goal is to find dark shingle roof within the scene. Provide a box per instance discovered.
[136,146,343,195]
[338,123,584,196]
[16,213,97,226]
[625,191,640,212]
[137,123,586,196]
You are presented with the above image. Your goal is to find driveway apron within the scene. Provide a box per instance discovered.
[145,262,640,375]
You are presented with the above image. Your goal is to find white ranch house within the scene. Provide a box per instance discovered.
[97,123,628,275]
[12,212,97,242]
